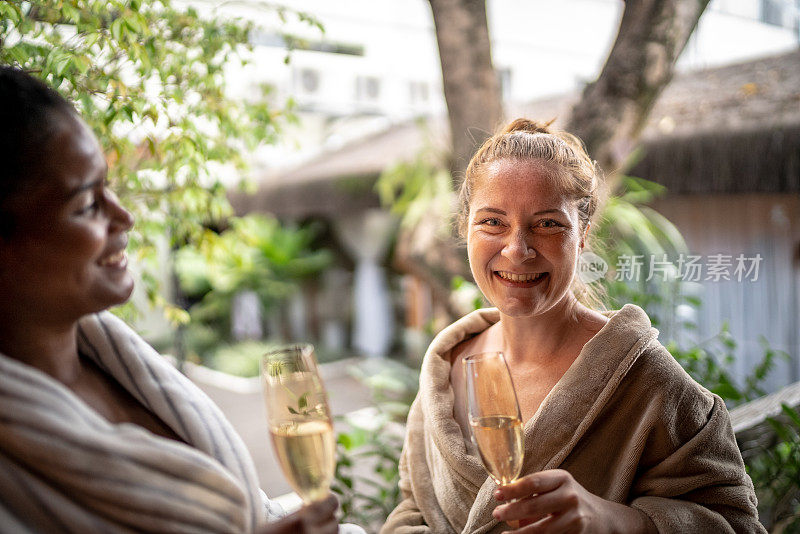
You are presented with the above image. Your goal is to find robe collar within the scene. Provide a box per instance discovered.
[420,304,659,533]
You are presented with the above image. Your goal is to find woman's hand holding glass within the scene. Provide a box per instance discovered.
[257,494,338,534]
[492,469,657,533]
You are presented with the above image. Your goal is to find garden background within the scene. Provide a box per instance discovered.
[2,0,799,531]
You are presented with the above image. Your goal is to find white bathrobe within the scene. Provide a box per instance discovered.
[0,311,280,533]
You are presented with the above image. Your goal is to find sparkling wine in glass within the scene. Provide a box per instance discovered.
[261,344,335,504]
[464,351,524,487]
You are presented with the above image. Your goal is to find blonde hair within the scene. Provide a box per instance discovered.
[458,118,606,309]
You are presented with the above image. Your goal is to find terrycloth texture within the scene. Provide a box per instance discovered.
[381,304,765,534]
[0,311,282,533]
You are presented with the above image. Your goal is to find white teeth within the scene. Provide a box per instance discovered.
[99,251,125,266]
[497,271,544,282]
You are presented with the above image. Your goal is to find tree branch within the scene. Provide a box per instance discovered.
[566,0,711,178]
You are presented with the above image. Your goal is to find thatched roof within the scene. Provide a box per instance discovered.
[230,119,447,218]
[232,49,800,217]
[632,123,800,193]
[630,49,800,193]
[639,50,800,139]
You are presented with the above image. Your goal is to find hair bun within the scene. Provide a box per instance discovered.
[500,118,556,136]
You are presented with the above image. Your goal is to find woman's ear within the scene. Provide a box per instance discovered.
[580,222,591,249]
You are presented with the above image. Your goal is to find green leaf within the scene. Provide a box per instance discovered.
[111,18,125,42]
[711,383,742,401]
[0,1,21,24]
[684,296,702,307]
[781,403,800,428]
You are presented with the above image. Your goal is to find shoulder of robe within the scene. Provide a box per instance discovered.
[625,340,717,432]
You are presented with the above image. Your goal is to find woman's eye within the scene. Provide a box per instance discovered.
[478,217,502,227]
[76,196,100,216]
[538,219,561,228]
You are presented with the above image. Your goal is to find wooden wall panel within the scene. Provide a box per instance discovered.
[648,194,800,392]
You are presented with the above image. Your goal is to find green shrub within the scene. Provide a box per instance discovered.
[750,404,800,532]
[209,340,284,378]
[174,214,331,347]
[333,360,418,531]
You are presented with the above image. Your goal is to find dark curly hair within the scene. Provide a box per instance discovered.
[0,66,77,237]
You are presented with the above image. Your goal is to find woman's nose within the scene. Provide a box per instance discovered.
[501,230,536,262]
[105,189,134,231]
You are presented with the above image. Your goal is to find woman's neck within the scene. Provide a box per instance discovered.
[497,296,595,368]
[0,318,82,384]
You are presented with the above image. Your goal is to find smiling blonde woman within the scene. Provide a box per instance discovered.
[381,119,764,534]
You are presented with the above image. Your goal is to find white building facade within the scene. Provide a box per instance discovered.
[204,0,800,170]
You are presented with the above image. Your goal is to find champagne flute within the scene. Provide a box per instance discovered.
[261,344,335,504]
[464,351,524,527]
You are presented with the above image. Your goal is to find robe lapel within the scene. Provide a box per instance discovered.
[464,304,659,533]
[420,308,503,532]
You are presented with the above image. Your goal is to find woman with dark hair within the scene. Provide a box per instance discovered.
[381,119,764,533]
[0,65,357,534]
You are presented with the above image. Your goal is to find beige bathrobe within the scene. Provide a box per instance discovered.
[381,304,764,534]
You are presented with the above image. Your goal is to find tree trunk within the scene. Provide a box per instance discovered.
[428,0,503,179]
[566,0,711,177]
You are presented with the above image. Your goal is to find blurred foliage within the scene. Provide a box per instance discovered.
[211,339,283,378]
[598,175,694,337]
[0,0,321,321]
[333,360,419,531]
[206,339,347,378]
[450,275,485,314]
[753,404,800,533]
[375,143,453,231]
[666,330,783,406]
[174,213,331,360]
[594,175,689,261]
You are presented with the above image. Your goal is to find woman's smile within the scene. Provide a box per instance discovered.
[97,249,128,269]
[493,270,548,287]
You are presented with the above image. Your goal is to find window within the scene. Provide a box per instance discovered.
[297,68,320,93]
[760,0,799,30]
[409,81,429,104]
[355,76,381,101]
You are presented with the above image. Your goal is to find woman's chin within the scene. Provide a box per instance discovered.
[494,300,542,317]
[102,277,135,310]
[494,294,570,319]
[118,278,136,304]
